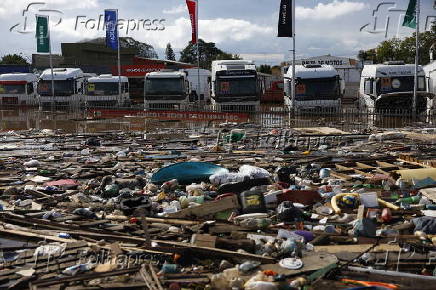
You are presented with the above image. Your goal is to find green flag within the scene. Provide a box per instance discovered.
[402,0,417,29]
[36,15,50,53]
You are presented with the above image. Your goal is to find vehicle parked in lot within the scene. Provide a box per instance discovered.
[211,60,260,112]
[0,73,38,106]
[144,70,191,110]
[38,68,85,107]
[84,74,129,107]
[284,64,344,111]
[359,61,432,113]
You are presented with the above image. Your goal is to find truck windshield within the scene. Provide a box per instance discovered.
[295,77,339,100]
[216,77,257,97]
[87,82,119,96]
[145,78,184,95]
[38,80,75,96]
[0,84,26,94]
[376,76,426,94]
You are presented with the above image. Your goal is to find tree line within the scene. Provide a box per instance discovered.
[358,25,436,65]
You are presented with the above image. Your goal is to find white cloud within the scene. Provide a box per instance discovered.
[127,17,274,50]
[239,53,285,64]
[201,18,273,43]
[0,0,99,18]
[163,4,186,15]
[296,0,367,20]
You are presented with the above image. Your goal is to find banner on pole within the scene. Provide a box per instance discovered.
[403,0,417,29]
[105,9,119,50]
[186,0,198,44]
[36,15,50,53]
[278,0,294,37]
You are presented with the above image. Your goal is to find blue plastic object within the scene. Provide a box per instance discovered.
[151,162,228,185]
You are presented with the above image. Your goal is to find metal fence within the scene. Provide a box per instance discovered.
[1,102,435,133]
[85,103,436,130]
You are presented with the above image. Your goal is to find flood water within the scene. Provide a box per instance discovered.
[0,106,433,133]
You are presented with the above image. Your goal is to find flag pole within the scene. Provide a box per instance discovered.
[47,16,55,111]
[116,9,122,107]
[196,0,200,104]
[291,0,296,114]
[413,0,420,120]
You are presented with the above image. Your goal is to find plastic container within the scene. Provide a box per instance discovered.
[319,168,331,179]
[239,187,267,214]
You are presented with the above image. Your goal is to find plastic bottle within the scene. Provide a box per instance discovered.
[319,168,331,179]
[396,196,421,204]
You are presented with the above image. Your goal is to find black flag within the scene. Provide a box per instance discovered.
[278,0,293,37]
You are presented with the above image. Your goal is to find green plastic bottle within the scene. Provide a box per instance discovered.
[396,195,420,204]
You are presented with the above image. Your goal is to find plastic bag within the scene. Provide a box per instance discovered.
[239,165,270,179]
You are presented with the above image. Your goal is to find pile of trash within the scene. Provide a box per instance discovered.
[0,128,435,289]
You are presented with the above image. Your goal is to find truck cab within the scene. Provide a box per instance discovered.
[284,64,344,111]
[144,70,190,110]
[37,68,85,108]
[0,73,38,106]
[211,60,260,112]
[183,68,211,102]
[84,74,129,108]
[359,61,432,113]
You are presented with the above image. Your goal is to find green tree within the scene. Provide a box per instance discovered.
[357,49,377,64]
[257,64,272,74]
[179,39,241,70]
[359,26,436,65]
[0,54,29,65]
[165,43,176,61]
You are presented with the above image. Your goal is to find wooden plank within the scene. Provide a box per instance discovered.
[154,240,275,264]
[330,170,353,181]
[420,187,436,203]
[315,244,401,254]
[259,252,337,276]
[355,162,375,169]
[335,164,354,171]
[167,195,239,219]
[354,168,374,177]
[191,234,217,248]
[376,161,404,169]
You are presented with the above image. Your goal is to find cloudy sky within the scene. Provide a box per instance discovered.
[1,0,434,65]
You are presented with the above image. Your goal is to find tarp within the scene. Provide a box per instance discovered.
[151,162,228,185]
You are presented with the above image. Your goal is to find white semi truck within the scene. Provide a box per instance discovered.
[144,70,191,110]
[84,74,129,107]
[37,68,85,107]
[211,60,260,112]
[184,68,211,102]
[0,73,38,106]
[359,61,432,113]
[424,61,436,111]
[284,64,344,111]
